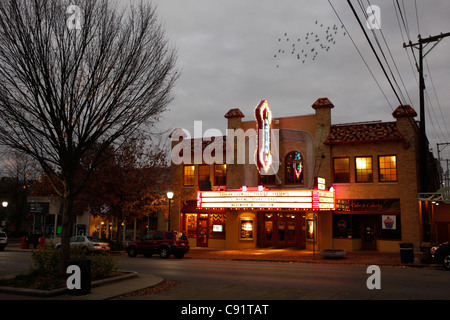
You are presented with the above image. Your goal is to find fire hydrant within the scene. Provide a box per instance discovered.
[38,237,46,250]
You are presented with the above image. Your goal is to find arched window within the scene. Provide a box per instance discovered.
[285,151,304,185]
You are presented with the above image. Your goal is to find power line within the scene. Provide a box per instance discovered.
[360,0,414,107]
[327,0,393,110]
[347,0,405,107]
[425,58,450,139]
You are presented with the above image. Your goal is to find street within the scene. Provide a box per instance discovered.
[117,255,450,300]
[2,251,450,300]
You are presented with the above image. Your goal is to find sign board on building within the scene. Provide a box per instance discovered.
[197,188,335,210]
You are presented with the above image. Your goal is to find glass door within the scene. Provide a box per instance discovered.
[197,217,208,247]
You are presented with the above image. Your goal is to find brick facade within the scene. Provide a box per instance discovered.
[169,98,440,252]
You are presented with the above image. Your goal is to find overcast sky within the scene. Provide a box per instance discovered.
[150,0,450,163]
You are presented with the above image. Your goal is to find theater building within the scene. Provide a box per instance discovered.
[169,98,440,252]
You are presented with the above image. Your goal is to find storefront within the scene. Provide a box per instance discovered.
[187,185,335,249]
[333,199,401,251]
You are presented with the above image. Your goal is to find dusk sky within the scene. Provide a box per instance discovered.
[152,0,450,164]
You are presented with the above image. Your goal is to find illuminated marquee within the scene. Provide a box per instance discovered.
[197,187,335,210]
[255,100,273,172]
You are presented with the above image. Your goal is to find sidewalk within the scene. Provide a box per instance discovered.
[185,246,430,267]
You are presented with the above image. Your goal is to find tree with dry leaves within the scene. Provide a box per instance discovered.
[0,0,178,273]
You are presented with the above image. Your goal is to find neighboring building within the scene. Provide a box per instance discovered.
[169,98,441,252]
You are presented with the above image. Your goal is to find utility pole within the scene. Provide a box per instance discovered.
[404,32,450,192]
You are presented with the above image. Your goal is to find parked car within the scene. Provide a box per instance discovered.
[126,231,189,259]
[44,235,62,248]
[0,231,7,251]
[431,242,450,270]
[55,235,110,253]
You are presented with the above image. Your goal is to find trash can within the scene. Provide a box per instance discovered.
[399,242,414,263]
[68,259,91,295]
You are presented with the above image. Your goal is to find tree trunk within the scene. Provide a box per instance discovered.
[58,195,75,275]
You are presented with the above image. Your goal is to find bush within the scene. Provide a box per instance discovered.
[31,248,60,273]
[1,247,119,291]
[90,252,118,280]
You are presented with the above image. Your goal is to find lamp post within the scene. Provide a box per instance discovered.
[166,192,174,231]
[2,201,8,230]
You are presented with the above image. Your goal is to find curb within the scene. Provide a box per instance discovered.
[0,270,138,297]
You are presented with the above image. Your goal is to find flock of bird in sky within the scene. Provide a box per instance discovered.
[274,20,347,68]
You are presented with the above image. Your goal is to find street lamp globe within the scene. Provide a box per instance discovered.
[2,201,7,208]
[167,191,174,199]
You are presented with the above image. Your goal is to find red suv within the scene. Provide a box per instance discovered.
[126,231,189,259]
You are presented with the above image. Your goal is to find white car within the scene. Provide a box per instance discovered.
[55,235,110,253]
[0,231,7,251]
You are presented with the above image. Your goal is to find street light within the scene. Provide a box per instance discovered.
[1,202,7,230]
[167,192,174,231]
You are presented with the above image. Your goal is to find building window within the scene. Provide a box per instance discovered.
[285,151,304,185]
[198,165,211,190]
[198,165,210,183]
[355,156,373,182]
[333,157,350,183]
[183,165,195,186]
[378,155,397,182]
[214,164,226,186]
[259,173,276,185]
[185,213,197,238]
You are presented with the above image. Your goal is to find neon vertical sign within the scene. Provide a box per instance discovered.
[255,100,273,172]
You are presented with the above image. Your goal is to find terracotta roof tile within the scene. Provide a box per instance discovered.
[312,97,334,109]
[224,108,245,119]
[324,121,404,145]
[392,105,417,118]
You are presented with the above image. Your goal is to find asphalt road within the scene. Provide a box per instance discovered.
[1,251,450,301]
[116,255,450,300]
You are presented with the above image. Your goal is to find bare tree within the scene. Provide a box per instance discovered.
[0,0,178,273]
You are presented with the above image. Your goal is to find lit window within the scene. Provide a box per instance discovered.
[285,151,304,185]
[198,165,210,183]
[355,157,373,182]
[214,164,226,186]
[379,155,397,182]
[333,157,350,183]
[183,165,195,186]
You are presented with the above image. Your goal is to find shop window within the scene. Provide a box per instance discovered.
[185,214,197,238]
[333,214,352,238]
[209,213,226,239]
[333,157,350,183]
[380,215,401,240]
[355,156,373,182]
[378,155,397,182]
[285,151,304,185]
[183,165,195,186]
[198,165,211,190]
[214,164,227,186]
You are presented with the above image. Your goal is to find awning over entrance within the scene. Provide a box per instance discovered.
[418,187,450,204]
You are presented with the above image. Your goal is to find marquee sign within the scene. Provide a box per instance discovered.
[197,186,335,210]
[255,100,273,172]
